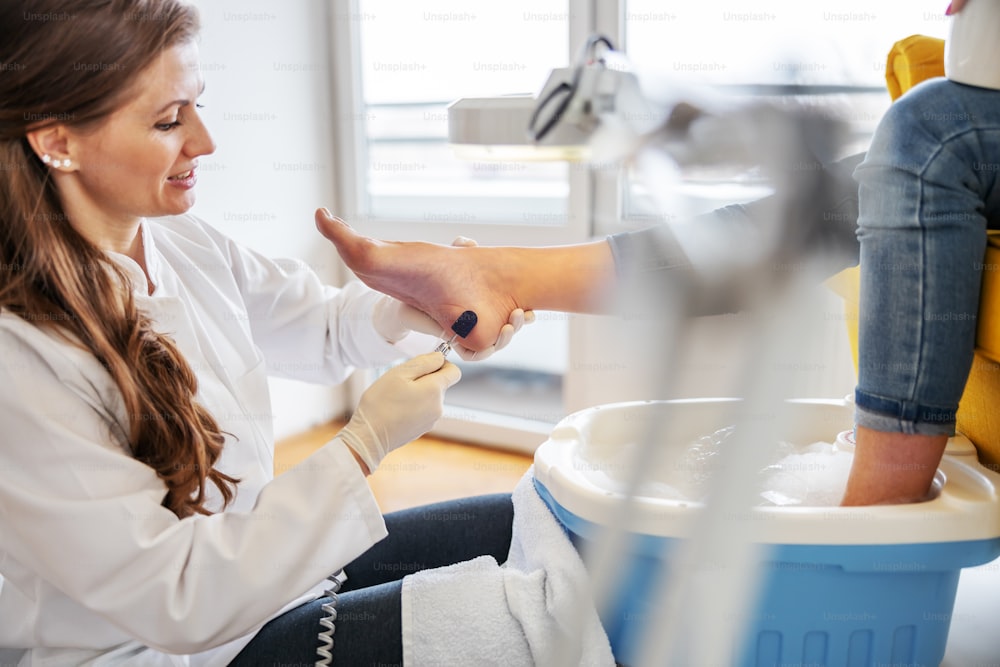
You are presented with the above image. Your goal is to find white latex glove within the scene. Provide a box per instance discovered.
[339,352,461,474]
[372,294,533,361]
[370,235,534,361]
[447,236,537,360]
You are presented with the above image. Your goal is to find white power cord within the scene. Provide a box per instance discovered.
[315,571,344,666]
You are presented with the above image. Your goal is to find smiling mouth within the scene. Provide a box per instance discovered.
[167,169,194,181]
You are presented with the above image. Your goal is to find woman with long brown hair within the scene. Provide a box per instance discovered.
[0,1,529,665]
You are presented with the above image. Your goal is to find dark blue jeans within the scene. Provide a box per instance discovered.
[229,493,514,667]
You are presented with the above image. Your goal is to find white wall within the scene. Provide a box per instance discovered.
[188,0,347,439]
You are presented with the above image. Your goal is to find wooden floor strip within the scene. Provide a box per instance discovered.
[275,421,534,513]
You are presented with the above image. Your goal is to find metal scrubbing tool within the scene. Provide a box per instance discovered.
[434,310,477,357]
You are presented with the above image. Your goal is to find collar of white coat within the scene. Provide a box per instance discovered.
[103,219,162,296]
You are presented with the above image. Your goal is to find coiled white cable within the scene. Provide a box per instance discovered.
[315,571,344,666]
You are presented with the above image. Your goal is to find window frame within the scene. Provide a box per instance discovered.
[326,0,875,450]
[328,0,613,450]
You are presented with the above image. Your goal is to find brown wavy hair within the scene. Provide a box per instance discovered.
[0,0,237,518]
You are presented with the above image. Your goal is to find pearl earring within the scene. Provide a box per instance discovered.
[42,154,70,169]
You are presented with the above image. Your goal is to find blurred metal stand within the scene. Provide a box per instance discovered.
[522,37,848,666]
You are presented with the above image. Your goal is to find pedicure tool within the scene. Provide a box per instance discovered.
[435,310,478,357]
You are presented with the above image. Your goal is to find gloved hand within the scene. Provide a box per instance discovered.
[372,294,532,361]
[339,352,461,473]
[445,235,536,360]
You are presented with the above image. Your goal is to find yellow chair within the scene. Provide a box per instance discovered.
[828,35,1000,472]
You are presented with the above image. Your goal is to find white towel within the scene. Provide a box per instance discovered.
[401,468,615,666]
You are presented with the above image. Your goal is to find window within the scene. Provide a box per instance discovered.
[617,0,951,227]
[330,0,592,450]
[581,0,953,411]
[329,0,953,449]
[356,0,571,224]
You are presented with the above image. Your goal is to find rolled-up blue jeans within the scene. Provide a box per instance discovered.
[855,77,1000,436]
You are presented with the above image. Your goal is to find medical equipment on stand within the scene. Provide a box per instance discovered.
[518,36,854,666]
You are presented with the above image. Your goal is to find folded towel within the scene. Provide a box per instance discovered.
[401,468,615,666]
[885,34,945,101]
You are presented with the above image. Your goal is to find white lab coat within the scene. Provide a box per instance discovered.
[0,214,408,666]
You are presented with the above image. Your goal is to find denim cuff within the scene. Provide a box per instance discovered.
[854,389,956,436]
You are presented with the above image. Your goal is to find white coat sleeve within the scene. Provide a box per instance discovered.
[0,330,388,654]
[193,218,404,383]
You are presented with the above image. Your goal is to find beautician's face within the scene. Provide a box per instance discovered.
[62,40,215,223]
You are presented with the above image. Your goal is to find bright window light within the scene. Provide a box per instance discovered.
[356,0,572,224]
